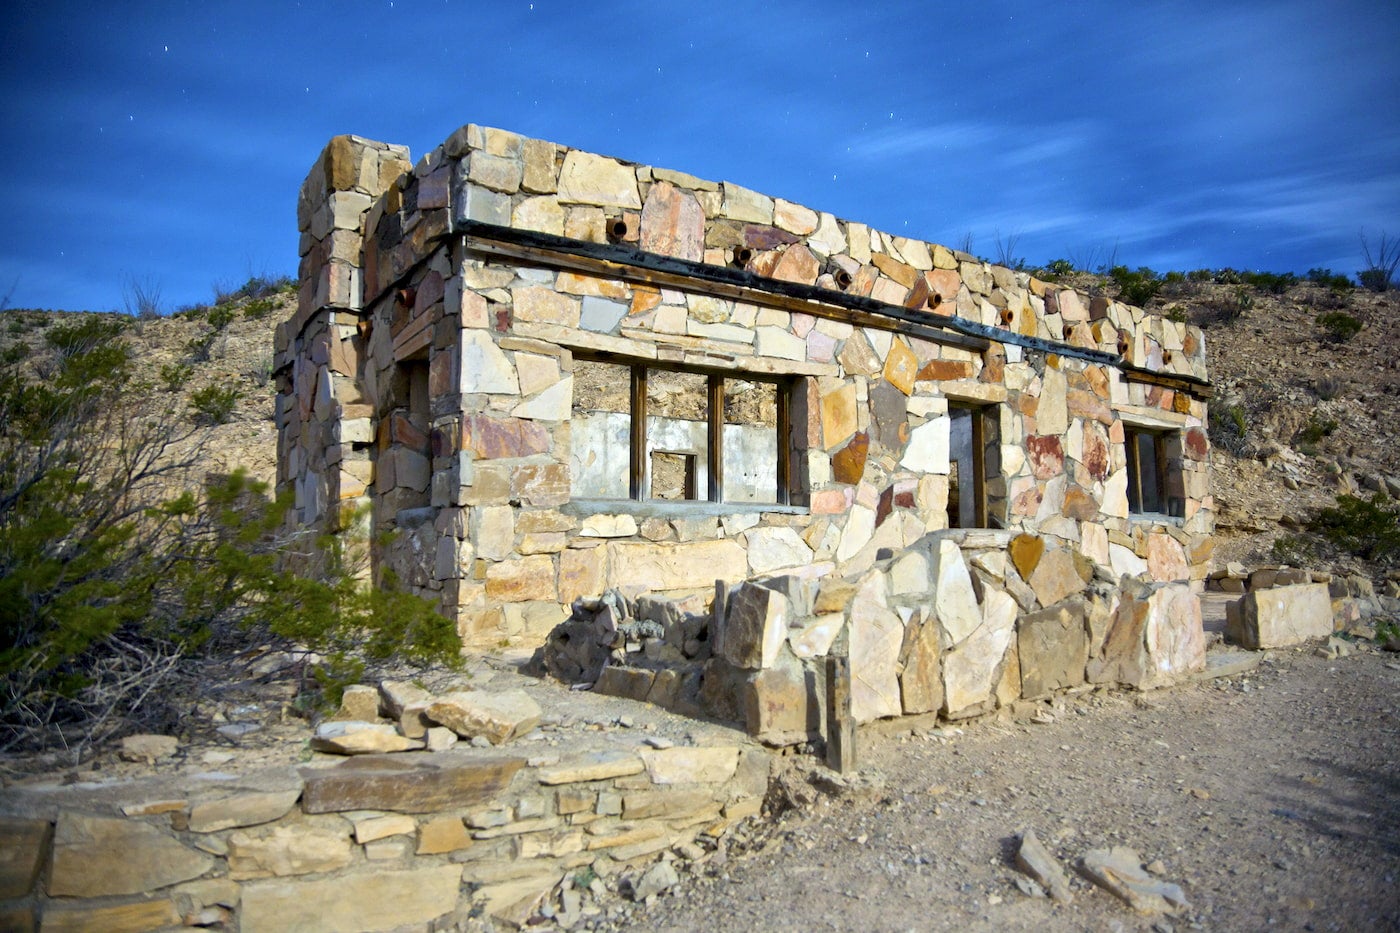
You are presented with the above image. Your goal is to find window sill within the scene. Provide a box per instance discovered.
[565,498,808,520]
[1128,512,1185,527]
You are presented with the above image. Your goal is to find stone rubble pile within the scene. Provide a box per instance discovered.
[1209,562,1400,649]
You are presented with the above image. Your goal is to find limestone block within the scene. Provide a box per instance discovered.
[48,811,213,897]
[899,614,943,715]
[557,150,641,209]
[849,570,903,722]
[1037,367,1069,435]
[240,865,462,932]
[744,659,813,743]
[723,583,790,670]
[485,555,558,603]
[460,330,521,395]
[640,746,741,784]
[1018,601,1088,698]
[746,526,814,575]
[513,196,566,235]
[1147,533,1190,582]
[720,181,773,224]
[536,753,645,785]
[187,787,303,833]
[1109,541,1148,579]
[890,550,931,596]
[469,151,523,193]
[301,755,525,813]
[808,212,847,256]
[353,814,416,844]
[901,416,950,474]
[835,504,876,563]
[639,181,705,261]
[426,689,543,744]
[788,614,844,659]
[37,899,181,933]
[607,539,747,592]
[1088,581,1204,689]
[942,587,1017,718]
[932,538,981,647]
[0,818,48,899]
[1226,583,1333,649]
[311,721,423,755]
[1029,547,1087,608]
[226,825,352,880]
[521,137,558,193]
[593,665,655,701]
[580,514,638,537]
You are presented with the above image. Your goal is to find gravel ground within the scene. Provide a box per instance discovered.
[605,648,1399,933]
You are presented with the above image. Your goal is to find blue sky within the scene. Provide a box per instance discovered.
[2,0,1397,312]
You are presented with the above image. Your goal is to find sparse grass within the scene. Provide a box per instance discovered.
[122,276,163,319]
[243,298,276,321]
[1315,375,1344,401]
[1241,271,1296,295]
[1309,493,1400,563]
[1209,401,1249,455]
[214,272,295,306]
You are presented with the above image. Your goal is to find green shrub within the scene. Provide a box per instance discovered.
[1297,412,1338,446]
[1241,271,1297,294]
[1164,305,1188,323]
[214,273,295,305]
[0,330,458,752]
[1308,493,1400,562]
[1214,268,1243,285]
[1187,269,1214,283]
[1108,266,1163,306]
[243,298,276,321]
[206,305,237,331]
[1317,310,1362,343]
[1044,258,1075,277]
[1308,268,1353,291]
[159,362,192,393]
[189,385,240,424]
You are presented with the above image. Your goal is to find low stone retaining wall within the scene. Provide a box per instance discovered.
[551,528,1207,747]
[0,735,767,931]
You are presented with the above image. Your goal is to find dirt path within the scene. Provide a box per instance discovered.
[609,649,1400,932]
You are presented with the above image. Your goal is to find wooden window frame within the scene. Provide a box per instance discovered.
[947,402,995,529]
[1125,426,1177,516]
[596,357,794,506]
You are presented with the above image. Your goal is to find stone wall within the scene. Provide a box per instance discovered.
[555,527,1206,746]
[0,737,767,930]
[276,124,1213,651]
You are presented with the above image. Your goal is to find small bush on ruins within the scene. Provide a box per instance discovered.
[1108,265,1164,306]
[189,384,240,424]
[1307,493,1400,563]
[1317,310,1363,343]
[1043,258,1075,278]
[0,320,459,754]
[1358,231,1398,293]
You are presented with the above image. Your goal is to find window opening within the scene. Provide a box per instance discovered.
[570,357,793,505]
[1125,427,1183,517]
[947,403,996,528]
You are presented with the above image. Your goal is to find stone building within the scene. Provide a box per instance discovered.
[276,124,1214,733]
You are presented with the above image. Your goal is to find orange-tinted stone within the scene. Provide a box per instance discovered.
[1026,435,1064,480]
[916,359,974,381]
[832,432,869,485]
[1009,533,1044,581]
